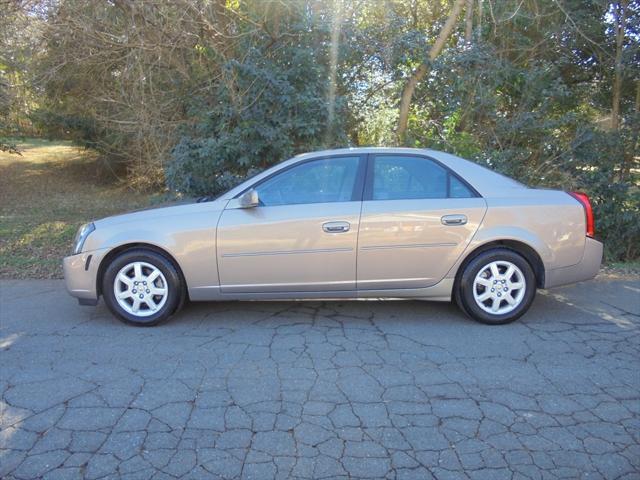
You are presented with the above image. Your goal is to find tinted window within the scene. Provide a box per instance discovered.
[256,156,360,206]
[372,156,444,200]
[371,155,473,200]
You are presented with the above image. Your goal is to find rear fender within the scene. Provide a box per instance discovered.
[445,226,551,281]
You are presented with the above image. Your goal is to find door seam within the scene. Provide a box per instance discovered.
[354,154,371,293]
[214,200,230,288]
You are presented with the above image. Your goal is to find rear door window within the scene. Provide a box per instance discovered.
[370,155,474,200]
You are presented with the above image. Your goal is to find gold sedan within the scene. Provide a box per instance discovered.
[64,148,602,326]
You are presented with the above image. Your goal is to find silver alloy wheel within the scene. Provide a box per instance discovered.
[472,260,526,315]
[113,261,168,317]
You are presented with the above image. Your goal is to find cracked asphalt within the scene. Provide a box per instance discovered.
[1,276,639,479]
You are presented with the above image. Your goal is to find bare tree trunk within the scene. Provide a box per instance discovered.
[611,0,627,130]
[397,0,466,145]
[325,0,343,146]
[465,0,474,44]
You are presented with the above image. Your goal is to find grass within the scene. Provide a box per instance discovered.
[0,138,156,278]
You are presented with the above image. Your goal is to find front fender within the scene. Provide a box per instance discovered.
[85,208,222,292]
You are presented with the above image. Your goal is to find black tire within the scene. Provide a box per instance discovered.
[455,248,536,325]
[102,249,184,326]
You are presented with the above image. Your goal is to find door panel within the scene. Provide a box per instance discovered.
[217,203,360,293]
[217,154,364,293]
[357,153,486,290]
[357,198,486,289]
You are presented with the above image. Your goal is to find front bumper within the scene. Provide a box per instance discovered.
[544,237,603,289]
[63,247,112,303]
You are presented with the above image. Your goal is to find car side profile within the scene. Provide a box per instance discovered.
[63,148,603,326]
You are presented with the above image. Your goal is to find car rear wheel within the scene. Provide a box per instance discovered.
[456,248,536,325]
[102,249,183,326]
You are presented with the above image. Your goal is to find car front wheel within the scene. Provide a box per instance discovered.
[456,248,536,325]
[102,249,183,326]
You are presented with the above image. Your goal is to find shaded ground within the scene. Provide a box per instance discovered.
[0,139,153,279]
[1,276,638,479]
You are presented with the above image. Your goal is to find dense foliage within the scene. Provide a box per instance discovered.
[167,2,350,194]
[1,0,638,260]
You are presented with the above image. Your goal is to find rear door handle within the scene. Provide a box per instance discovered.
[441,214,467,226]
[323,221,350,233]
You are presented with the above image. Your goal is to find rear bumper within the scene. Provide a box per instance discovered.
[544,237,603,289]
[62,247,111,302]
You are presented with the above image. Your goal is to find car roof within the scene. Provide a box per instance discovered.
[295,147,429,158]
[296,148,526,196]
[220,148,526,200]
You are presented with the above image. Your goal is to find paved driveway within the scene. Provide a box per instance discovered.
[1,277,639,479]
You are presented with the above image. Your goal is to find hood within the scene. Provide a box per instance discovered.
[94,198,228,228]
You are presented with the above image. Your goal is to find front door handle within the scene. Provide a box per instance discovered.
[323,221,350,233]
[441,214,467,226]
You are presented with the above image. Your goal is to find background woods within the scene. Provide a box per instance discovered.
[1,0,639,261]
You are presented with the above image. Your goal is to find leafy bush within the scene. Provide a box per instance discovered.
[29,109,99,146]
[569,125,640,261]
[166,9,349,196]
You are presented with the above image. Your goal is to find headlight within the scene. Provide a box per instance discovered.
[72,222,95,255]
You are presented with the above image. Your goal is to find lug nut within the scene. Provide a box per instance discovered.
[139,294,144,299]
[146,289,150,293]
[491,288,495,292]
[504,287,508,292]
[132,289,137,294]
[497,293,502,297]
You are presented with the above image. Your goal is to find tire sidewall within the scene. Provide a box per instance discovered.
[102,250,181,326]
[458,248,536,325]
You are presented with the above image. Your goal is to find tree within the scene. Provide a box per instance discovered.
[611,0,629,130]
[396,0,466,145]
[166,0,352,195]
[464,0,474,43]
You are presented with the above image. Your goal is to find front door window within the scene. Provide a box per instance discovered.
[256,156,361,206]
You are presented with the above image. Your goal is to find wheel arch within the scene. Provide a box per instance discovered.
[454,239,546,290]
[96,243,189,300]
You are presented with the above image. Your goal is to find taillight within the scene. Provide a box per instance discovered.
[569,192,595,238]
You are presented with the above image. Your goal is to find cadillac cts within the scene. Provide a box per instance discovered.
[63,148,602,326]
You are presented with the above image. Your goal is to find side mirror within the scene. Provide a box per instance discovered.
[238,189,259,208]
